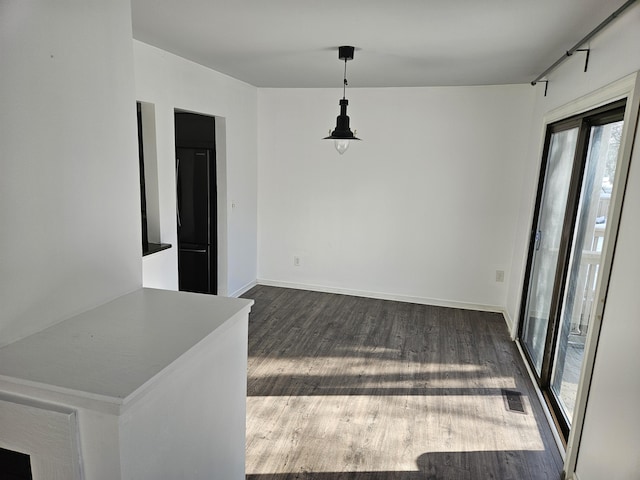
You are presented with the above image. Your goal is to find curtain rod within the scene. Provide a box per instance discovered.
[531,0,638,86]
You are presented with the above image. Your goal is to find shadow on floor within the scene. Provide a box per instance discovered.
[246,450,561,480]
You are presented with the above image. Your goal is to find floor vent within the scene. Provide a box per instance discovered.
[502,389,526,414]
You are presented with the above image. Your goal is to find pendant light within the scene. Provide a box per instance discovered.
[324,46,361,154]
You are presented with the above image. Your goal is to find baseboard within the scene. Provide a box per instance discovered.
[515,339,566,459]
[256,278,503,314]
[228,280,257,298]
[502,309,517,339]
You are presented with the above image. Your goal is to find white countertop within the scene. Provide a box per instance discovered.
[0,288,253,409]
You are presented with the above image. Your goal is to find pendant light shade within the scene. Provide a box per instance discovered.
[324,98,360,154]
[324,46,361,154]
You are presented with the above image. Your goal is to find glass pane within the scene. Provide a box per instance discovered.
[551,120,624,423]
[521,127,579,374]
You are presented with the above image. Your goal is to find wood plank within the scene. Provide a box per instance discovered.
[244,286,563,480]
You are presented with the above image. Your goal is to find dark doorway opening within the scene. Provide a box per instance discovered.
[0,447,33,480]
[175,111,218,295]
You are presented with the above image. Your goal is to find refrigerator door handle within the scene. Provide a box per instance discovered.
[176,158,181,227]
[180,248,208,254]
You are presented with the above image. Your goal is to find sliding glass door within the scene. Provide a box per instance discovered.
[521,126,579,374]
[519,100,626,441]
[550,119,624,422]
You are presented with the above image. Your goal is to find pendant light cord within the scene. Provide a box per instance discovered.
[343,58,348,100]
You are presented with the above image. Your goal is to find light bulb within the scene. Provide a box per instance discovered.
[334,139,350,155]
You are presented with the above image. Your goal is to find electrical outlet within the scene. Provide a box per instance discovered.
[496,270,505,283]
[293,256,300,266]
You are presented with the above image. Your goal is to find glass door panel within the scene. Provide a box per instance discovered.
[519,98,626,443]
[521,127,579,374]
[551,120,624,423]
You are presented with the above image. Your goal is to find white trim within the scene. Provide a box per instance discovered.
[0,375,122,416]
[0,392,83,480]
[519,71,640,478]
[543,73,639,125]
[256,278,503,314]
[515,340,566,459]
[564,71,640,477]
[503,308,517,340]
[229,279,257,298]
[215,117,229,298]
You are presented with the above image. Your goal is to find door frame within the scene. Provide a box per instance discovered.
[516,72,640,474]
[518,116,585,387]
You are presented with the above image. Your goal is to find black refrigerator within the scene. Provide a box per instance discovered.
[176,147,217,294]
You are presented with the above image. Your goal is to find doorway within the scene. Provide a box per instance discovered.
[519,99,626,441]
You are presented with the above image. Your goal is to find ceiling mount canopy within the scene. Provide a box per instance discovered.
[324,46,361,155]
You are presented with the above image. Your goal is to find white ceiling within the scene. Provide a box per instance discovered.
[130,0,632,88]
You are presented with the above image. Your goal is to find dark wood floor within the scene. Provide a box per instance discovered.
[243,285,563,480]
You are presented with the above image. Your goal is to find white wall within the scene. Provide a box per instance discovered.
[576,135,640,478]
[0,0,141,346]
[502,4,640,479]
[135,41,258,297]
[505,5,640,330]
[257,85,534,310]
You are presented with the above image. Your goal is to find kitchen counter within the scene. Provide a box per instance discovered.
[0,288,254,480]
